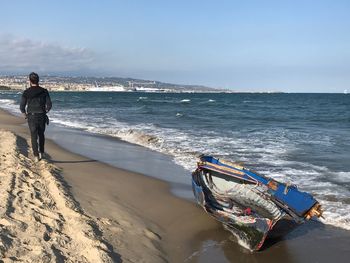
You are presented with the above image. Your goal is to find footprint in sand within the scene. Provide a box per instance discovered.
[144,229,161,241]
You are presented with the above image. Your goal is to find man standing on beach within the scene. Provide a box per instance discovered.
[20,72,52,162]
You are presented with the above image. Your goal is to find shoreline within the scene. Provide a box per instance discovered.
[1,108,350,262]
[0,108,223,262]
[44,122,194,199]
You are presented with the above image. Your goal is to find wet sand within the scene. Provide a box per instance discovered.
[1,108,350,262]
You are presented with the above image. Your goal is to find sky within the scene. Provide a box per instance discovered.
[1,0,349,92]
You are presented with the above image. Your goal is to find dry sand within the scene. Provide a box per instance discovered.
[0,129,116,262]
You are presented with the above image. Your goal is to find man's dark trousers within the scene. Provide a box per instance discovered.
[27,113,46,156]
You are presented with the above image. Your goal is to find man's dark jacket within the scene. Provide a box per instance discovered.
[20,86,52,114]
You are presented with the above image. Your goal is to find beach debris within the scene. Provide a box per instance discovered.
[191,155,323,251]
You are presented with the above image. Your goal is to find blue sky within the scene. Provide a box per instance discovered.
[1,0,349,92]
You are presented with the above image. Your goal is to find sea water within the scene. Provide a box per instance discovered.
[1,91,349,231]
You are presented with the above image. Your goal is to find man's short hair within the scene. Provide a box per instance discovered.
[29,72,39,85]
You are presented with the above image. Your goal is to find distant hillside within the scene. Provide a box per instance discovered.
[41,76,226,92]
[0,75,231,92]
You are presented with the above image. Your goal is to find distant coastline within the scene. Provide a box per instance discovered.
[0,74,290,94]
[3,75,346,94]
[0,74,230,93]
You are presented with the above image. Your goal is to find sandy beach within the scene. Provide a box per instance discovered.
[1,108,350,263]
[0,108,222,262]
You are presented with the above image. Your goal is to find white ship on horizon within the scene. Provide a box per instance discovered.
[134,86,166,92]
[344,89,348,94]
[88,82,126,92]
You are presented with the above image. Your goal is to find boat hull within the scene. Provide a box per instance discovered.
[192,168,301,251]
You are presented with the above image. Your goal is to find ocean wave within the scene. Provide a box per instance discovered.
[139,98,176,104]
[0,99,20,114]
[113,128,161,146]
[0,99,17,105]
[199,99,216,105]
[243,100,264,103]
[320,202,350,230]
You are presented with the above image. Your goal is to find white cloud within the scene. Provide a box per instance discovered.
[0,34,97,73]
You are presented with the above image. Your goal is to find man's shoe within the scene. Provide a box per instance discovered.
[39,152,45,160]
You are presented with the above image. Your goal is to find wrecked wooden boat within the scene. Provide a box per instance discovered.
[191,155,323,251]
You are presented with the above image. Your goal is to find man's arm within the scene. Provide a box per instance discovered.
[19,93,27,117]
[45,91,52,113]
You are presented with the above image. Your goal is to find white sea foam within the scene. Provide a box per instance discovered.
[243,100,264,103]
[0,99,21,115]
[332,171,350,183]
[51,118,91,130]
[0,99,17,107]
[320,202,350,230]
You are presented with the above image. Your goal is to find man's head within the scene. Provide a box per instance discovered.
[29,72,39,86]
